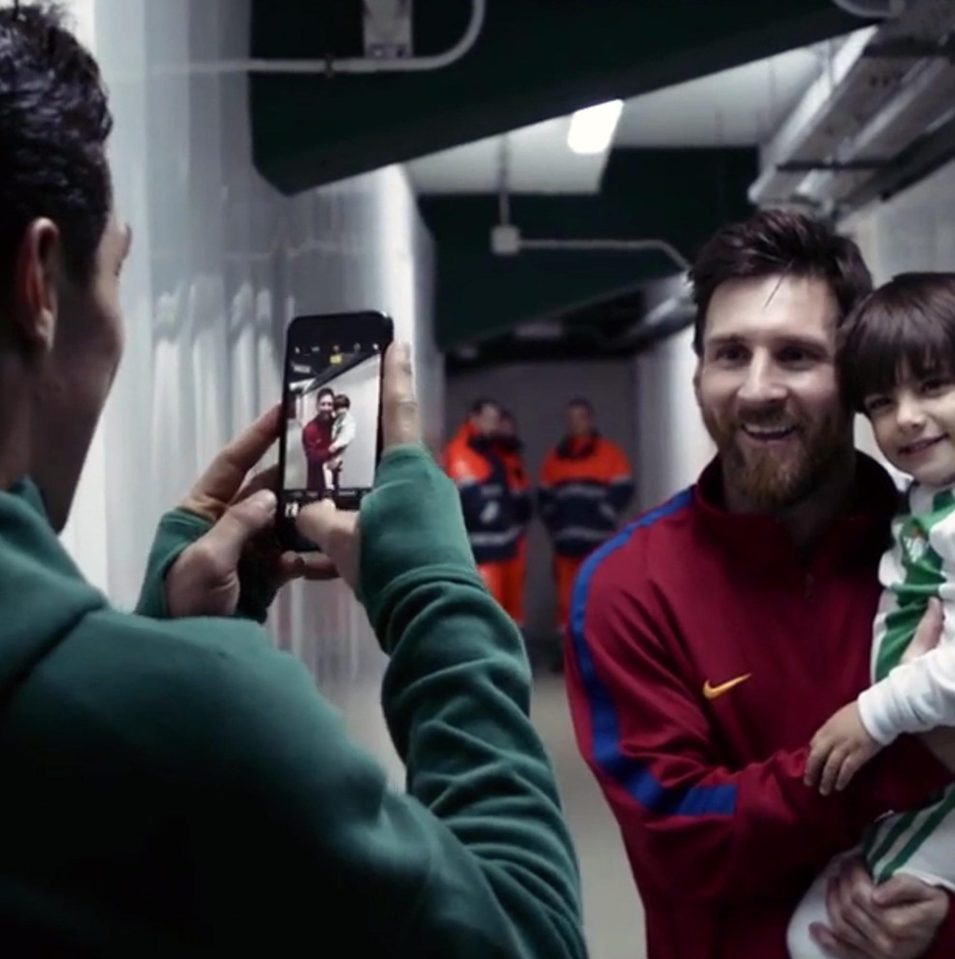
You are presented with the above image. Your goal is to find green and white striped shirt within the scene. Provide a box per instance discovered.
[859,483,955,744]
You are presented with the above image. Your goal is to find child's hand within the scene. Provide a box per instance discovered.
[804,702,882,796]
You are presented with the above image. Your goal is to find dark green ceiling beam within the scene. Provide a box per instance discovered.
[250,0,859,194]
[421,148,758,349]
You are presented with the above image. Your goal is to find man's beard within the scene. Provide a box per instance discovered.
[701,405,851,510]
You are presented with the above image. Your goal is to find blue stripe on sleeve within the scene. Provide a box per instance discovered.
[569,488,737,817]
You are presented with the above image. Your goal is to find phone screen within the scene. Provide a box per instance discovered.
[278,311,392,550]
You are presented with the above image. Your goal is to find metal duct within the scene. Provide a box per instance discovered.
[750,0,955,216]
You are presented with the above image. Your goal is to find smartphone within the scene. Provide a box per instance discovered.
[277,310,394,552]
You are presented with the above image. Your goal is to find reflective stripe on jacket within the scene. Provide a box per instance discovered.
[444,423,519,564]
[538,433,633,558]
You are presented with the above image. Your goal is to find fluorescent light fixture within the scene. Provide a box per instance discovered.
[567,99,623,155]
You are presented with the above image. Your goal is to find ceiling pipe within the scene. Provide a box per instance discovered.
[517,237,691,272]
[489,174,691,273]
[831,0,908,17]
[155,0,485,75]
[497,135,512,226]
[605,278,695,350]
[487,96,691,277]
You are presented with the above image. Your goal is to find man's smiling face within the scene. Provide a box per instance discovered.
[694,273,853,510]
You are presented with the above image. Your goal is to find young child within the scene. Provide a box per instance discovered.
[326,393,356,492]
[789,272,955,958]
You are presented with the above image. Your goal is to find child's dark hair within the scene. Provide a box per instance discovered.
[839,272,955,413]
[334,393,350,410]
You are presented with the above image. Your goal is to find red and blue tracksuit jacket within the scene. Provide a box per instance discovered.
[565,455,955,959]
[538,433,633,558]
[443,424,519,565]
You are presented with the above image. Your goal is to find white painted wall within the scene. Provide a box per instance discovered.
[56,0,440,776]
[633,327,715,512]
[842,168,955,483]
[846,164,955,283]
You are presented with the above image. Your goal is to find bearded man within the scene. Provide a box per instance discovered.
[565,209,955,959]
[302,387,335,494]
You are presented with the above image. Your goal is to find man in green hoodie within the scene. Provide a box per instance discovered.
[0,5,584,957]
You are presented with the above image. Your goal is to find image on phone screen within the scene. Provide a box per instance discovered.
[279,312,392,550]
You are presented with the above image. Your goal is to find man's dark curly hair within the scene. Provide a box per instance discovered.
[689,209,872,355]
[0,2,112,288]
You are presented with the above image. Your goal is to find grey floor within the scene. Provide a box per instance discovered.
[336,662,646,957]
[531,674,647,959]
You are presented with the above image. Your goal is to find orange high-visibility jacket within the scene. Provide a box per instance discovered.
[444,423,519,564]
[538,432,633,558]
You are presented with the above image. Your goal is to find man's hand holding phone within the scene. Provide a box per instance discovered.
[164,406,337,619]
[295,342,418,590]
[163,342,415,617]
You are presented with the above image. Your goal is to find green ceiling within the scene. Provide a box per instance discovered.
[249,0,863,352]
[419,148,758,349]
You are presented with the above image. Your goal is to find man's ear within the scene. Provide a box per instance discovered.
[692,360,703,408]
[12,218,60,352]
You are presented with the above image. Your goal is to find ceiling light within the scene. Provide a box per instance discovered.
[567,99,623,155]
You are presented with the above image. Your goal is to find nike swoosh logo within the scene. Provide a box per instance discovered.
[703,673,752,701]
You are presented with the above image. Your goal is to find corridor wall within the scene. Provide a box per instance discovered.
[58,0,440,775]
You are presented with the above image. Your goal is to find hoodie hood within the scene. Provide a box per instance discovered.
[0,479,106,699]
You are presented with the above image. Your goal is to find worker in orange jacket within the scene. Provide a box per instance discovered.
[494,410,532,626]
[539,397,634,633]
[443,399,519,609]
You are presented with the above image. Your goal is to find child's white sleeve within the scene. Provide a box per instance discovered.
[339,412,356,448]
[858,643,955,745]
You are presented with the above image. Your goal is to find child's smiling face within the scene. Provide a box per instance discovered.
[865,365,955,487]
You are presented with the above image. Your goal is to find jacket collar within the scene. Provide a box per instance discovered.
[453,421,496,456]
[692,453,899,574]
[557,431,600,461]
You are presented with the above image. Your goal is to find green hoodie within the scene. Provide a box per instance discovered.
[0,446,584,958]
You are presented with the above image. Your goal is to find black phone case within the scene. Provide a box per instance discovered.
[276,311,394,553]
